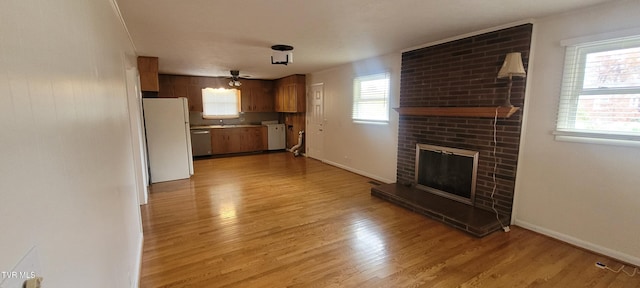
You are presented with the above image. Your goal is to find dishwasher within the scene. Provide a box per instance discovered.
[190,129,212,156]
[265,123,286,150]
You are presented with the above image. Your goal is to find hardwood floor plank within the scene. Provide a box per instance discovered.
[140,153,640,287]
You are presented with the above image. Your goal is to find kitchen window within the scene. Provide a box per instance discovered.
[202,88,241,119]
[352,72,390,124]
[555,34,640,145]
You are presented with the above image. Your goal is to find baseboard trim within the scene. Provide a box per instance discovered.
[514,219,640,267]
[321,160,394,184]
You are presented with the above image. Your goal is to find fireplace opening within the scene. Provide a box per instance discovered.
[415,144,479,205]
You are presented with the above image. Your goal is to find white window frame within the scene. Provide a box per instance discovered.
[555,33,640,146]
[352,72,390,124]
[202,88,241,119]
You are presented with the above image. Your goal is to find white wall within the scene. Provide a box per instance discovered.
[514,1,640,266]
[306,53,401,183]
[0,0,143,287]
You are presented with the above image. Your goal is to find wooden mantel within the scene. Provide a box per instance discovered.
[394,106,520,118]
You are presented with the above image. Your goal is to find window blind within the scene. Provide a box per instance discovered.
[202,88,240,119]
[352,73,390,123]
[556,35,640,143]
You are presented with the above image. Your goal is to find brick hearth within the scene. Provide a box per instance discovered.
[372,183,509,237]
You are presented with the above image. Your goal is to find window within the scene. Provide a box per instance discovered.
[202,88,240,119]
[556,35,640,144]
[352,73,390,123]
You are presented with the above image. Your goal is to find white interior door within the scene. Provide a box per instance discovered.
[307,83,325,160]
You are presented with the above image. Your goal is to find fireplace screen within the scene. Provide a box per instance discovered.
[415,144,478,205]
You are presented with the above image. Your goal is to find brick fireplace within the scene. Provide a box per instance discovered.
[372,24,532,236]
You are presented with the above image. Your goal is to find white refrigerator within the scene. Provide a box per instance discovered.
[143,98,194,183]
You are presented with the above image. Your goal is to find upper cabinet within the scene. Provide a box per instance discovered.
[156,74,305,113]
[240,80,275,112]
[137,56,159,92]
[158,75,278,113]
[275,75,306,113]
[158,75,228,112]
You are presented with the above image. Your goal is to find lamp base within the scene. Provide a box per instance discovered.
[501,78,514,107]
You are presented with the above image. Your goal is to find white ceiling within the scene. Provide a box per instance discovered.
[116,0,614,80]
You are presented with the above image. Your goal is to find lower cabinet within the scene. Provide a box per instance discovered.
[210,126,267,155]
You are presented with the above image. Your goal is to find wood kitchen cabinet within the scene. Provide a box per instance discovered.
[210,129,237,154]
[186,85,203,112]
[158,75,207,112]
[158,74,174,98]
[274,75,306,112]
[137,56,159,92]
[158,75,188,98]
[210,126,267,155]
[241,126,268,151]
[241,80,275,112]
[160,74,270,113]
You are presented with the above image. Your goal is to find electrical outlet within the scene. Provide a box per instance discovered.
[0,247,43,288]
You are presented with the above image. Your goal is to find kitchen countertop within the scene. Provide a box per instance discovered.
[190,124,263,130]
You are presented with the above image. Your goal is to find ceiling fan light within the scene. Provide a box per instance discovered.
[228,70,242,87]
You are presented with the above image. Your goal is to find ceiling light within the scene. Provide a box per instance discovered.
[271,44,294,65]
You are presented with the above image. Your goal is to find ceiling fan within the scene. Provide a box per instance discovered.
[229,70,242,87]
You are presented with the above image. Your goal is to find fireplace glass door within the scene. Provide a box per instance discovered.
[415,144,478,205]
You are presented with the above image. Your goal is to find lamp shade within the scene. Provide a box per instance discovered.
[497,52,526,78]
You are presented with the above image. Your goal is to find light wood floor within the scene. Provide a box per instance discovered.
[140,153,639,287]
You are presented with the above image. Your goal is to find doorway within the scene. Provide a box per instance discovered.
[307,83,324,160]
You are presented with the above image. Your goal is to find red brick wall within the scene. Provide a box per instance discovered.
[397,24,532,217]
